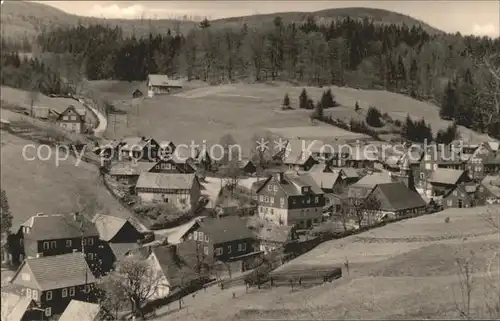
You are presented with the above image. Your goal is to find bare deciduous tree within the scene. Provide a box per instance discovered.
[343,195,381,229]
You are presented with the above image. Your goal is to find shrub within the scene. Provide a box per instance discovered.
[366,106,383,128]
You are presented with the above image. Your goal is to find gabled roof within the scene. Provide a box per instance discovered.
[20,213,99,241]
[58,300,100,321]
[1,292,33,321]
[11,253,96,291]
[481,175,500,198]
[167,217,205,244]
[371,182,426,211]
[308,171,340,190]
[149,243,203,288]
[136,173,196,190]
[108,242,138,259]
[338,167,359,179]
[148,74,183,88]
[198,216,255,244]
[92,214,134,242]
[257,172,324,196]
[429,168,467,185]
[56,105,86,121]
[120,136,154,151]
[109,162,155,176]
[443,184,473,201]
[352,172,392,188]
[486,141,499,152]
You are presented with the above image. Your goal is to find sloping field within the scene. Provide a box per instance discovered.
[0,132,133,229]
[149,206,500,320]
[98,82,493,153]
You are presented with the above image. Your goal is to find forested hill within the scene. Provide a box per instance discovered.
[1,1,441,46]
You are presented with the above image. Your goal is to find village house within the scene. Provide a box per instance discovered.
[32,106,59,120]
[135,172,202,210]
[157,140,177,158]
[367,182,427,221]
[10,213,99,267]
[58,300,102,321]
[166,217,206,245]
[253,223,298,255]
[426,168,471,198]
[478,175,500,204]
[8,253,97,317]
[0,292,37,321]
[147,74,183,98]
[108,162,155,185]
[441,183,477,209]
[308,170,344,194]
[466,143,500,181]
[55,105,87,134]
[348,172,393,199]
[417,145,465,188]
[188,216,259,265]
[139,242,209,300]
[93,139,121,162]
[91,214,144,272]
[149,155,197,174]
[119,136,160,162]
[255,172,326,229]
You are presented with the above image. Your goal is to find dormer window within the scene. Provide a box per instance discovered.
[302,186,311,194]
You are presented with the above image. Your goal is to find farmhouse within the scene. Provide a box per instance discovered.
[108,162,155,185]
[92,214,142,244]
[478,175,500,204]
[55,105,86,134]
[189,216,259,264]
[367,182,427,219]
[147,74,183,97]
[348,172,392,199]
[465,142,500,180]
[256,172,326,228]
[166,217,205,244]
[441,184,475,209]
[12,213,99,266]
[427,168,471,197]
[149,156,197,174]
[119,136,160,162]
[135,172,201,210]
[9,253,97,317]
[308,170,344,194]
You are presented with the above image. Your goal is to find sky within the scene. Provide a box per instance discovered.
[35,1,500,37]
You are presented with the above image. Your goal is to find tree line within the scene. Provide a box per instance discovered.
[3,15,499,139]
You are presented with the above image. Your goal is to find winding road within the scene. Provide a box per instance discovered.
[77,97,107,137]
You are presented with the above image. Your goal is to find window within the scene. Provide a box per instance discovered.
[32,290,38,299]
[45,308,52,317]
[199,232,204,242]
[43,242,49,250]
[193,231,198,241]
[26,289,32,298]
[50,241,56,249]
[453,190,457,196]
[447,200,453,206]
[88,238,94,246]
[66,240,72,247]
[270,208,274,215]
[420,173,425,179]
[83,285,91,293]
[268,185,273,191]
[315,197,319,204]
[88,253,94,260]
[273,185,278,192]
[425,163,431,170]
[46,291,53,301]
[62,288,68,298]
[215,247,222,255]
[204,235,209,242]
[242,243,246,251]
[188,233,193,240]
[69,287,75,297]
[204,246,208,255]
[280,197,285,207]
[22,273,31,281]
[238,243,243,251]
[259,195,264,202]
[269,196,275,204]
[227,245,232,254]
[82,238,87,246]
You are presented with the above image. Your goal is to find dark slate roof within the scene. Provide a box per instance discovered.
[372,182,427,212]
[21,213,99,240]
[257,172,324,196]
[11,253,96,291]
[198,216,255,244]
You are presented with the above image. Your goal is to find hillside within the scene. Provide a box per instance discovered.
[0,1,442,41]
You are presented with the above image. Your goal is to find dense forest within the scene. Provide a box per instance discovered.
[2,15,499,139]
